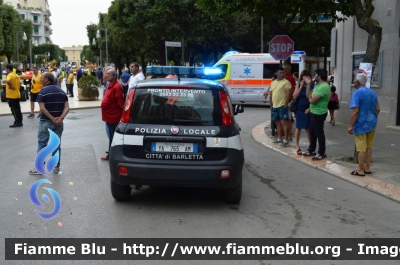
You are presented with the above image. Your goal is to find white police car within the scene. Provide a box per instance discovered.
[109,66,244,203]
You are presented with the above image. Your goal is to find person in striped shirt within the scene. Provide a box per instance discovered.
[29,73,70,175]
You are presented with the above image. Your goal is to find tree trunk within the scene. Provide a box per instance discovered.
[140,54,146,75]
[213,47,219,65]
[352,0,382,66]
[159,45,165,66]
[202,51,209,66]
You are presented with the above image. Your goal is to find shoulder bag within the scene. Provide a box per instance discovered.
[289,98,298,112]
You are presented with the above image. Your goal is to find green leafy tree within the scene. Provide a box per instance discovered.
[80,45,97,63]
[196,0,355,62]
[32,44,66,66]
[97,0,257,68]
[197,0,354,35]
[0,4,22,64]
[0,0,5,52]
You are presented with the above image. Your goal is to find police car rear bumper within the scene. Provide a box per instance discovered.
[109,146,244,189]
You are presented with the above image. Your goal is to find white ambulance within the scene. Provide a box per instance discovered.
[213,51,306,105]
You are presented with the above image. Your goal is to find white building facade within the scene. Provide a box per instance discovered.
[5,0,53,45]
[334,0,400,131]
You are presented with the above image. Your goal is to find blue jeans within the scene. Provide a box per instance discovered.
[38,121,63,166]
[106,122,118,157]
[271,105,290,121]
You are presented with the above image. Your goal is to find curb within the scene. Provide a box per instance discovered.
[251,121,400,203]
[0,105,101,117]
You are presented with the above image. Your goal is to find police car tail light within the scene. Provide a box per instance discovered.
[219,91,233,126]
[121,89,135,123]
[220,169,230,179]
[118,166,128,176]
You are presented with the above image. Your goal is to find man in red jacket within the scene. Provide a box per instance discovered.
[101,68,125,160]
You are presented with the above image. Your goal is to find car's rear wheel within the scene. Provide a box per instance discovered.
[20,88,26,102]
[0,90,6,102]
[110,179,131,201]
[223,177,242,203]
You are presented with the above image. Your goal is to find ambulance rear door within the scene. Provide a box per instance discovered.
[229,63,264,103]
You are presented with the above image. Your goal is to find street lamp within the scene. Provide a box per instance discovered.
[15,31,27,68]
[94,39,102,67]
[96,28,108,65]
[29,39,38,67]
[45,52,50,66]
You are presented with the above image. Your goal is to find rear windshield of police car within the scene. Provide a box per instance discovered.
[130,87,223,126]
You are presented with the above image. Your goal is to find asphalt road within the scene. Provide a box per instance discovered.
[0,106,399,265]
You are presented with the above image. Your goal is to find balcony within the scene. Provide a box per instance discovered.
[44,17,52,26]
[45,34,52,43]
[32,20,41,25]
[45,31,52,38]
[46,9,51,16]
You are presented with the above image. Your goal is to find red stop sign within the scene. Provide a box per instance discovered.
[269,35,294,61]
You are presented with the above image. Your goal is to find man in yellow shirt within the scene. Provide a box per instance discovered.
[5,64,23,127]
[270,67,292,147]
[27,67,43,118]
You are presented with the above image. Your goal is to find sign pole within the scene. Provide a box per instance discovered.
[165,41,182,66]
[182,39,184,66]
[165,45,168,66]
[268,35,294,137]
[261,17,263,53]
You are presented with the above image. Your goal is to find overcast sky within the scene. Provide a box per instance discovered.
[49,0,113,48]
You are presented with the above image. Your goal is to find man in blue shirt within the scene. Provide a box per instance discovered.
[119,69,131,99]
[348,73,380,176]
[96,67,104,87]
[29,73,69,175]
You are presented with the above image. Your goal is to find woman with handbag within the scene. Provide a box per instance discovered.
[293,70,314,154]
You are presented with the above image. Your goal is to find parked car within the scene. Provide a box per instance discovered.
[109,75,245,203]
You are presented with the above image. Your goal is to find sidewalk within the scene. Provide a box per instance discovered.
[252,119,400,203]
[0,80,103,116]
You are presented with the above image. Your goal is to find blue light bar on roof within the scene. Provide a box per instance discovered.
[293,51,306,55]
[222,50,241,57]
[146,66,222,77]
[146,66,198,75]
[203,67,222,75]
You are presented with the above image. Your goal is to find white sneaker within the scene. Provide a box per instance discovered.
[53,166,60,174]
[29,169,41,175]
